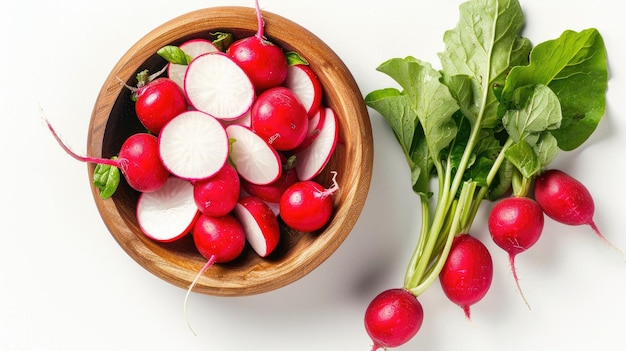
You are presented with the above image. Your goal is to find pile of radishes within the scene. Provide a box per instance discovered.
[44,1,341,277]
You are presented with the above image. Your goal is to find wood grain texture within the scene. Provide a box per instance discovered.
[86,6,373,296]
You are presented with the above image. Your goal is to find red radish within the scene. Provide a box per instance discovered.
[136,176,199,242]
[295,107,338,181]
[534,169,621,252]
[225,124,282,185]
[234,196,281,257]
[284,64,323,117]
[240,164,298,203]
[43,115,169,193]
[279,172,338,232]
[488,196,544,308]
[168,39,219,88]
[364,288,424,351]
[184,52,255,120]
[185,213,247,335]
[193,162,240,217]
[439,233,493,320]
[158,110,229,180]
[250,86,309,151]
[293,106,326,152]
[225,0,288,91]
[134,77,188,134]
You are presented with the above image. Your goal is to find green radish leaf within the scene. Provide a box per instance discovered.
[93,158,120,199]
[211,31,234,52]
[502,84,562,143]
[502,28,608,151]
[438,0,531,128]
[285,51,309,65]
[504,140,540,178]
[157,45,193,65]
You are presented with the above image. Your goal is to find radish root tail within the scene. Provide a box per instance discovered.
[184,255,217,336]
[509,254,531,310]
[588,221,625,260]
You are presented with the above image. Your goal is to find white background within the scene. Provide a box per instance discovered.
[2,0,625,350]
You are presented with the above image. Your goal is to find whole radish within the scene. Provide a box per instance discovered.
[439,233,493,320]
[364,288,424,351]
[43,115,169,193]
[488,196,544,308]
[185,213,247,335]
[534,169,621,254]
[251,86,309,151]
[279,172,338,232]
[193,162,240,217]
[134,76,188,134]
[226,0,288,91]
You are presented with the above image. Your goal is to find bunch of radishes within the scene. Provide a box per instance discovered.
[44,0,340,281]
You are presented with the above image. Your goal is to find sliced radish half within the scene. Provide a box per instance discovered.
[234,196,281,258]
[226,124,282,185]
[137,176,199,242]
[168,39,219,89]
[284,64,323,117]
[184,52,255,120]
[293,106,326,153]
[295,107,339,181]
[159,110,229,180]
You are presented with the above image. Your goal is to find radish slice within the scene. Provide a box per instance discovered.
[226,124,282,185]
[159,110,229,180]
[168,39,219,89]
[184,52,255,120]
[284,64,323,117]
[293,106,326,153]
[234,196,281,257]
[137,176,199,242]
[295,107,339,181]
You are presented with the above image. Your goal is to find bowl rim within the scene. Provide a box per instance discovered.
[86,6,374,296]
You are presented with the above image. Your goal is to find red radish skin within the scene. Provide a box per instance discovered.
[137,176,199,242]
[279,172,338,232]
[193,162,240,217]
[251,86,309,151]
[439,233,493,320]
[134,77,188,134]
[185,213,247,335]
[364,288,424,351]
[534,169,622,255]
[234,196,281,257]
[43,115,170,193]
[292,106,326,153]
[488,196,544,308]
[225,0,288,91]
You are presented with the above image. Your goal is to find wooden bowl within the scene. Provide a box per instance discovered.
[87,6,373,296]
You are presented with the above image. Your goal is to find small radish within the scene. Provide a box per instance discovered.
[226,0,288,91]
[185,213,247,335]
[193,162,240,217]
[240,162,298,203]
[184,52,255,120]
[250,86,309,151]
[134,76,188,134]
[364,288,424,351]
[136,176,199,242]
[43,114,169,193]
[295,106,338,181]
[167,39,219,89]
[158,110,229,180]
[488,196,544,308]
[439,233,493,320]
[225,124,282,185]
[279,172,338,232]
[284,64,323,117]
[234,196,281,257]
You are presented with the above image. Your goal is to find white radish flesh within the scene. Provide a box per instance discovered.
[226,124,282,185]
[159,110,229,180]
[284,64,323,117]
[295,107,339,181]
[136,176,199,242]
[184,52,255,120]
[168,39,219,89]
[234,196,281,257]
